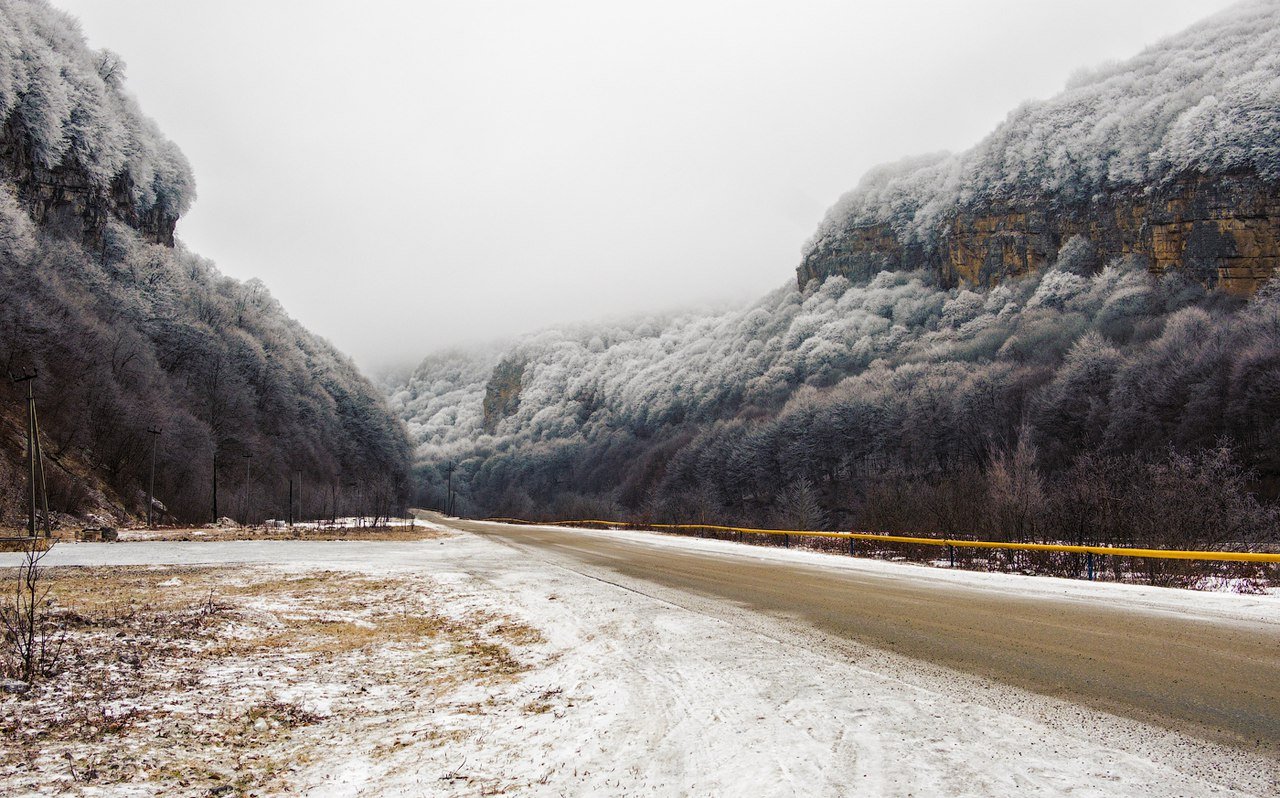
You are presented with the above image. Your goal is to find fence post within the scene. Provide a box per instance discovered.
[849,536,856,557]
[1087,551,1094,581]
[948,544,955,568]
[784,534,789,549]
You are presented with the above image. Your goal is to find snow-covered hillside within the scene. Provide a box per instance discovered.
[807,0,1280,254]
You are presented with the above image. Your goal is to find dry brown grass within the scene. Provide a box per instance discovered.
[233,612,454,657]
[0,563,544,796]
[33,565,230,616]
[522,687,564,715]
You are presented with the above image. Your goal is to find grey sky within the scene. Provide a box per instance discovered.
[55,0,1236,372]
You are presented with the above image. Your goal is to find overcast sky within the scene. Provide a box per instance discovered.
[56,0,1235,373]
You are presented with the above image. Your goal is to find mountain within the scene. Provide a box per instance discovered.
[800,0,1280,293]
[0,0,411,527]
[392,1,1280,562]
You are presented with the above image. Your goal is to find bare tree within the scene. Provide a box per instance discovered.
[986,430,1046,544]
[774,478,827,531]
[2,540,63,683]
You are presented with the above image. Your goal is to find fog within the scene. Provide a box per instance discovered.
[55,0,1235,372]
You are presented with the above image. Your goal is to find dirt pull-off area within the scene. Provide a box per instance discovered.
[115,520,449,544]
[0,562,543,796]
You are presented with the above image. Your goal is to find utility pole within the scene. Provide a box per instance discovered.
[146,427,162,528]
[298,470,304,525]
[18,373,37,538]
[242,452,252,526]
[446,461,455,517]
[211,450,218,524]
[288,476,294,527]
[11,371,49,538]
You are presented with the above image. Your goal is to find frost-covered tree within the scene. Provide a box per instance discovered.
[773,478,827,532]
[986,432,1046,544]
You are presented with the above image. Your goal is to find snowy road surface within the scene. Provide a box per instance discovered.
[451,516,1280,755]
[12,517,1279,796]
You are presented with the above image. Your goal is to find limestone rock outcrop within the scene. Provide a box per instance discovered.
[799,1,1280,295]
[0,118,178,247]
[799,172,1280,294]
[482,359,526,434]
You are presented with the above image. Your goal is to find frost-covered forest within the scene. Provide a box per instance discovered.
[393,250,1280,555]
[807,0,1280,254]
[393,2,1280,555]
[0,0,411,524]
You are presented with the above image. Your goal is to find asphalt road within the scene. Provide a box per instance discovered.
[438,515,1280,757]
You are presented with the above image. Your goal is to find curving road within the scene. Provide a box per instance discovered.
[436,514,1280,758]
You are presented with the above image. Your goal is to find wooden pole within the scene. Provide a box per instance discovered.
[26,384,36,537]
[211,451,218,524]
[11,372,38,538]
[242,453,251,525]
[446,461,454,517]
[31,396,49,537]
[147,427,161,528]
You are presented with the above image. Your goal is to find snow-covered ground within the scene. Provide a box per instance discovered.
[7,523,1277,796]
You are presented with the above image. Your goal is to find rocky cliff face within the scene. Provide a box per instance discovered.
[0,118,178,247]
[0,2,194,250]
[482,359,525,434]
[799,172,1280,294]
[800,1,1280,295]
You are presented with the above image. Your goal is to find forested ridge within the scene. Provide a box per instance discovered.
[394,1,1280,573]
[0,0,410,526]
